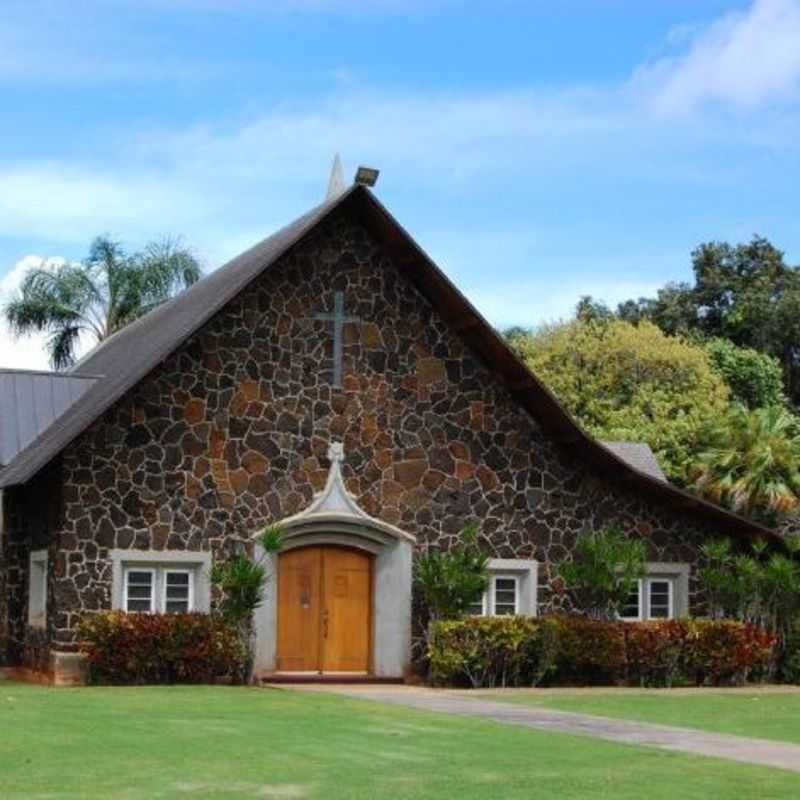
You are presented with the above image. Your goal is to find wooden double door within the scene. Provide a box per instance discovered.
[276,546,372,673]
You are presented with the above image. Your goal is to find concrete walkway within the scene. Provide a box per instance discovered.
[283,684,800,773]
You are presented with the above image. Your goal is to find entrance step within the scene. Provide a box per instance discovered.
[258,672,404,685]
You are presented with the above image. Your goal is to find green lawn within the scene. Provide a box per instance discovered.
[1,683,799,799]
[480,689,800,744]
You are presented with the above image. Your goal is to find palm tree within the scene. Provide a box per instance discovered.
[692,404,800,521]
[4,236,201,369]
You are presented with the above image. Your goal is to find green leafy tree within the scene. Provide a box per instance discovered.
[692,405,800,522]
[210,525,284,681]
[575,295,613,323]
[558,526,646,620]
[415,522,489,628]
[617,282,697,334]
[704,338,786,409]
[4,236,201,369]
[618,237,800,403]
[512,317,730,485]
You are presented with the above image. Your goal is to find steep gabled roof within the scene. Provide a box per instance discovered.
[0,187,351,489]
[0,186,778,542]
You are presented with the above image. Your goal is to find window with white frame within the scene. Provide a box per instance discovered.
[123,565,195,614]
[492,576,518,615]
[28,550,48,627]
[468,561,536,617]
[620,577,675,621]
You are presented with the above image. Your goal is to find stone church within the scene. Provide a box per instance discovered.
[0,177,775,683]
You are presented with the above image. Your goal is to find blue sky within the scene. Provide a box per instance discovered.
[1,0,799,368]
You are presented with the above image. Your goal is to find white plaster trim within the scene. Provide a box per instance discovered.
[618,564,690,620]
[274,442,416,547]
[645,562,690,617]
[28,549,48,628]
[109,549,212,613]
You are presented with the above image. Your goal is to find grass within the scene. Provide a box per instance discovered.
[1,683,799,799]
[480,688,800,744]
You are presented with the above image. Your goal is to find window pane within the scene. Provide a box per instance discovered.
[164,571,192,613]
[125,570,153,612]
[649,580,672,619]
[494,578,517,615]
[620,583,641,619]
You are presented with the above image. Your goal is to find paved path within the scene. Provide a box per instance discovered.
[281,684,800,773]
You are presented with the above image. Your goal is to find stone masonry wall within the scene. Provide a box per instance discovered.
[41,208,722,653]
[1,467,60,669]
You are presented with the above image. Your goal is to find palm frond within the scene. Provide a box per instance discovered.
[692,403,800,521]
[47,325,83,370]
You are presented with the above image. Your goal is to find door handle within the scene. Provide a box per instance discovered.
[322,609,329,639]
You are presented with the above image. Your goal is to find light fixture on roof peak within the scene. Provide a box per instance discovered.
[354,165,379,187]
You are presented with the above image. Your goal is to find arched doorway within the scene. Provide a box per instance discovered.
[276,545,372,673]
[252,443,415,679]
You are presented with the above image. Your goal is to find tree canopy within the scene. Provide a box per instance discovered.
[4,236,201,370]
[617,237,800,403]
[704,338,785,410]
[508,318,730,485]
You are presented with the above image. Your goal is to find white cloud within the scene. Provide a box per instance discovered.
[0,257,62,371]
[1,0,799,341]
[634,0,800,115]
[0,255,101,371]
[2,1,795,253]
[0,63,791,267]
[0,164,216,246]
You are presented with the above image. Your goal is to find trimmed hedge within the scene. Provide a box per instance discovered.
[78,611,246,685]
[429,616,559,688]
[429,614,776,688]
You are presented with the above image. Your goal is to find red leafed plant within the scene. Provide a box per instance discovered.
[78,611,245,685]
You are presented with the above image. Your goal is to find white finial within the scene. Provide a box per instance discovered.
[328,441,345,463]
[326,154,346,200]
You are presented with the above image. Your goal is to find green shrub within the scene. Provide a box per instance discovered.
[429,616,559,688]
[78,611,245,685]
[414,522,489,626]
[427,614,777,688]
[557,526,646,620]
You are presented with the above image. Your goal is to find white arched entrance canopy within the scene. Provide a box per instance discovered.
[252,443,415,679]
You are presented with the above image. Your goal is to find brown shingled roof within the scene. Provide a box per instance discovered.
[0,185,779,543]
